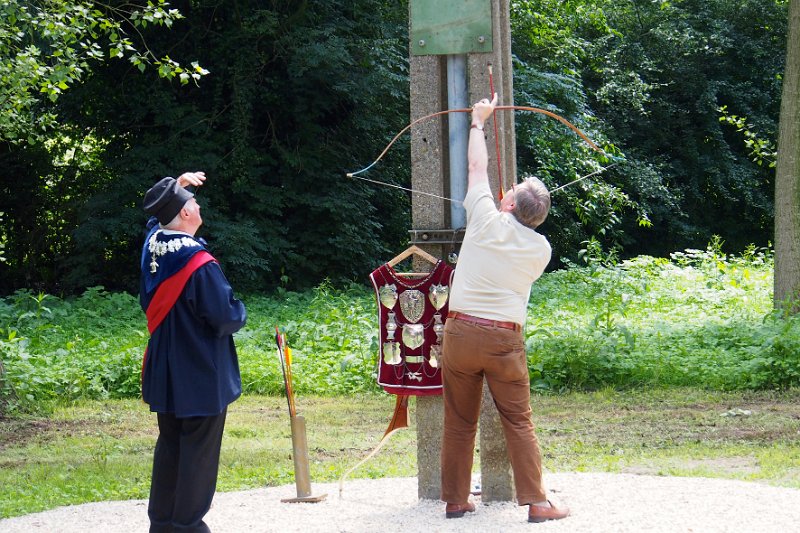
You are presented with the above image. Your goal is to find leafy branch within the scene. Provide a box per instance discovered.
[0,0,209,143]
[718,105,777,168]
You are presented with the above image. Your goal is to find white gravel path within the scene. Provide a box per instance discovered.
[2,473,800,532]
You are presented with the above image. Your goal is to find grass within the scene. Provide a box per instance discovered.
[2,387,800,519]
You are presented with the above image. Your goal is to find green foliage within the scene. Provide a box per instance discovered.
[0,130,123,293]
[0,0,207,144]
[4,246,800,416]
[526,241,791,391]
[0,287,144,413]
[0,0,788,296]
[510,0,785,262]
[0,0,411,294]
[588,0,784,253]
[511,0,669,261]
[237,281,379,396]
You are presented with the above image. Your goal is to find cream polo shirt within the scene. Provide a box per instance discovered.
[449,181,552,326]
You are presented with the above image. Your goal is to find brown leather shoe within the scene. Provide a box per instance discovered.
[445,501,476,519]
[528,500,569,523]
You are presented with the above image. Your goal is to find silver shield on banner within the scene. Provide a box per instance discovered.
[383,341,401,365]
[429,344,441,368]
[379,284,398,309]
[402,323,425,350]
[428,284,449,311]
[398,289,425,323]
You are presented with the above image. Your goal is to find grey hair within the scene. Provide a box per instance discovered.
[511,176,551,229]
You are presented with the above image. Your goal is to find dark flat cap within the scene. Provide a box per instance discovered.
[143,177,194,225]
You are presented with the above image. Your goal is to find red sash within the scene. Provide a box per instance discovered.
[141,251,216,378]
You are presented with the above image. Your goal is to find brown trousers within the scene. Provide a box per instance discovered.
[440,317,546,506]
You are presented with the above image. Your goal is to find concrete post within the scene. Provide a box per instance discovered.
[410,54,447,501]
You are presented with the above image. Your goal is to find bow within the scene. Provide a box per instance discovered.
[338,394,409,497]
[346,105,605,180]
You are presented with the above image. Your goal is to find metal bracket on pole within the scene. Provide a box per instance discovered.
[409,228,465,245]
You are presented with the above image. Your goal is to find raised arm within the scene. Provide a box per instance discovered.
[467,93,498,191]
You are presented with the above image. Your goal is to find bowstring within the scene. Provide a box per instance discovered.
[349,163,618,201]
[348,174,463,203]
[549,163,618,193]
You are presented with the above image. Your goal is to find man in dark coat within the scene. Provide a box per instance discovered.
[140,171,247,533]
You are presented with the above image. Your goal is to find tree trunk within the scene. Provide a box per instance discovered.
[774,0,800,313]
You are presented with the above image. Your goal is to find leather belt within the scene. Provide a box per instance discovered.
[447,311,521,332]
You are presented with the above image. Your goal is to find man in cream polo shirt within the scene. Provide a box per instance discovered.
[440,94,569,524]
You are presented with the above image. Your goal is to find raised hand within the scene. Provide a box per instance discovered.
[471,93,498,126]
[176,171,206,188]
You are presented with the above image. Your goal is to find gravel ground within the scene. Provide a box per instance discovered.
[2,473,800,532]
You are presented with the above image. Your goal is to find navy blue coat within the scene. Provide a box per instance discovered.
[140,223,246,417]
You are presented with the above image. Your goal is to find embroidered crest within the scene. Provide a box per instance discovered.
[147,230,201,273]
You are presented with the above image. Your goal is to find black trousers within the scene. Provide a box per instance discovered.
[148,409,227,533]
